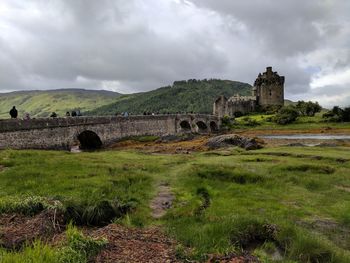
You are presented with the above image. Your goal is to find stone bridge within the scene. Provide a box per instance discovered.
[0,114,220,150]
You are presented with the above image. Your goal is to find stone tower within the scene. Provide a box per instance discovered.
[254,67,284,108]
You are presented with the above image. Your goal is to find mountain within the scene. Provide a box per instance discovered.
[0,89,120,119]
[88,79,252,115]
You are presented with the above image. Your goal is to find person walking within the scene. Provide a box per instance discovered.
[9,106,18,119]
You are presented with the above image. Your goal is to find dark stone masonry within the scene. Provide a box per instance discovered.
[213,67,285,117]
[0,114,219,150]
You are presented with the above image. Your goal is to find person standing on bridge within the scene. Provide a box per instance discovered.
[9,106,18,119]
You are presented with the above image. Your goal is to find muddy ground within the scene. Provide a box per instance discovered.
[109,127,350,154]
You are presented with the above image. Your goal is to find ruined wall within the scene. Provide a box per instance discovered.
[0,115,219,150]
[228,100,257,115]
[213,96,229,118]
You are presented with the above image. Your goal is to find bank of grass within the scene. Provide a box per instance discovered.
[0,146,350,262]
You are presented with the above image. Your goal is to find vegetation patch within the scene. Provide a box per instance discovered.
[0,225,106,263]
[276,224,347,263]
[190,164,264,184]
[229,217,278,250]
[194,187,211,216]
[284,164,335,174]
[0,196,63,216]
[64,199,135,226]
[59,225,107,263]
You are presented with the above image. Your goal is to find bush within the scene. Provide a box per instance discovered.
[221,115,235,127]
[274,106,299,125]
[241,117,260,127]
[233,111,243,118]
[296,101,322,116]
[323,106,350,122]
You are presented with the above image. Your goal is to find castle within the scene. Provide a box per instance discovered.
[213,67,285,117]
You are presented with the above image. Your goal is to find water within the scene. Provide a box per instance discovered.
[260,134,350,140]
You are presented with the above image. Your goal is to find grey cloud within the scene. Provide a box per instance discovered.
[190,0,334,56]
[0,0,349,107]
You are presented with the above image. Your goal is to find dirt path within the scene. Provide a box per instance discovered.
[150,182,174,219]
[91,224,179,263]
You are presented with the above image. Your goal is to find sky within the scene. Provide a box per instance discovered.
[0,0,349,107]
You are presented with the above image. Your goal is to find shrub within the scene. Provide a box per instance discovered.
[233,111,243,118]
[274,106,299,125]
[221,115,235,128]
[241,117,260,127]
[323,106,350,122]
[295,101,322,116]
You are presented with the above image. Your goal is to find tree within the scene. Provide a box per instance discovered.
[322,106,350,122]
[296,101,322,116]
[274,106,299,125]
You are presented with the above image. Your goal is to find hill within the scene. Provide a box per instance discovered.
[0,89,120,119]
[88,79,252,115]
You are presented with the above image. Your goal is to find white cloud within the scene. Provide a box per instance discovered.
[311,68,350,89]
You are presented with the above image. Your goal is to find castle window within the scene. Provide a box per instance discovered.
[269,90,272,96]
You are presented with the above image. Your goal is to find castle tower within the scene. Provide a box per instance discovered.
[254,67,284,108]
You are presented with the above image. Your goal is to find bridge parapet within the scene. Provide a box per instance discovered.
[0,114,220,150]
[0,114,219,132]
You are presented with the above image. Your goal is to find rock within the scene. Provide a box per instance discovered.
[286,143,307,147]
[206,134,263,150]
[316,142,338,147]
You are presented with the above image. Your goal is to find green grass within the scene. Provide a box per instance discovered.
[0,146,350,262]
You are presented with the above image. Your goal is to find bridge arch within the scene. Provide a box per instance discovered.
[179,120,191,132]
[195,121,208,133]
[77,130,102,150]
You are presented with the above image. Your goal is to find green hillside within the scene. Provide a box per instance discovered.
[0,89,120,119]
[88,79,252,115]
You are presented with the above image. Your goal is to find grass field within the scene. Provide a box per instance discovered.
[0,145,350,262]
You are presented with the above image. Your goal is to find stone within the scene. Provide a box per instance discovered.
[206,134,263,150]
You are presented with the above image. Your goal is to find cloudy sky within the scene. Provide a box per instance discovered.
[0,0,349,107]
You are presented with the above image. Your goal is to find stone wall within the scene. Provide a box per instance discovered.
[228,100,257,115]
[0,114,219,150]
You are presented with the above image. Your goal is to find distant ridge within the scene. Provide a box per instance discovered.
[0,80,253,118]
[0,89,121,118]
[87,79,252,115]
